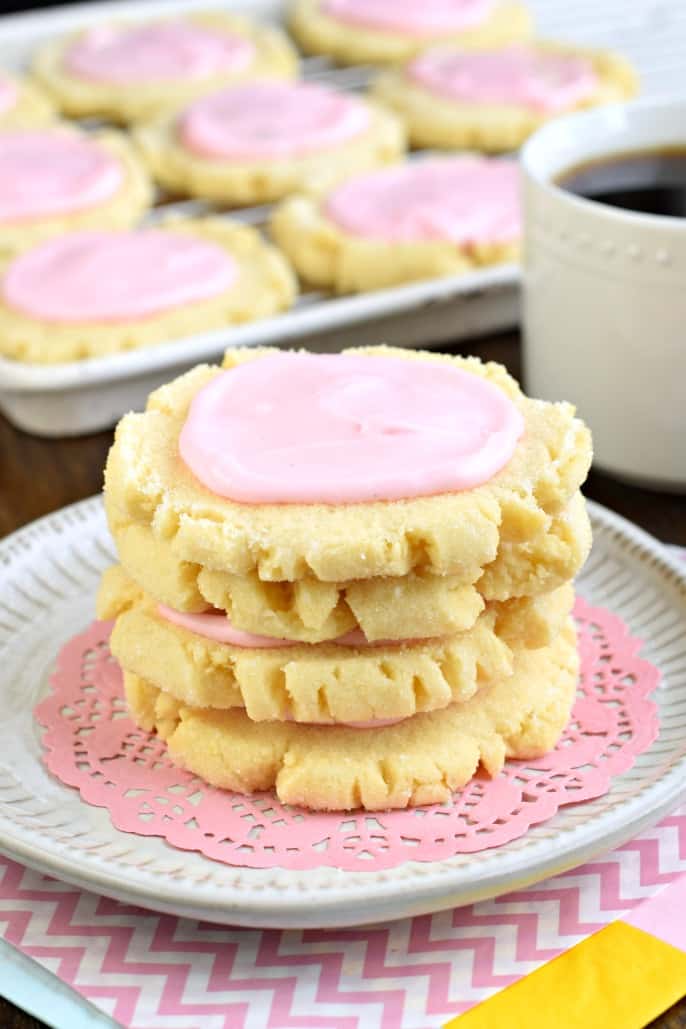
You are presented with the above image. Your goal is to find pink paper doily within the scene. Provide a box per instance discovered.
[35,598,660,872]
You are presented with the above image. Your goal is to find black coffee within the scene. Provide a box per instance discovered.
[556,147,686,217]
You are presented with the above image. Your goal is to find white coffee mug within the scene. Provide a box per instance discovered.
[521,97,686,491]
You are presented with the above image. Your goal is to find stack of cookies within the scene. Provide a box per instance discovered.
[98,346,592,812]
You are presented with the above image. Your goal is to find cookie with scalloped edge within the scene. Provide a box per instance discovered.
[0,73,55,128]
[101,565,518,723]
[32,13,297,125]
[478,490,591,601]
[0,218,296,364]
[372,41,638,152]
[133,92,405,206]
[288,0,532,66]
[106,501,583,642]
[124,620,578,811]
[0,128,153,260]
[107,516,484,640]
[269,165,517,294]
[493,581,573,649]
[104,346,592,587]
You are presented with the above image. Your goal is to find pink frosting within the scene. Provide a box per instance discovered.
[0,75,17,115]
[324,157,520,244]
[2,230,236,324]
[158,604,291,649]
[65,20,255,85]
[0,131,124,223]
[323,0,493,35]
[179,352,524,504]
[410,45,598,113]
[157,604,386,650]
[180,82,370,161]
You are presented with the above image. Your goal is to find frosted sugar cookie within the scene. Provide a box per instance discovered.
[289,0,532,66]
[100,566,573,718]
[0,219,295,364]
[100,566,518,723]
[134,81,405,205]
[0,127,152,259]
[105,492,584,643]
[0,72,55,127]
[32,13,297,124]
[271,155,520,293]
[104,346,592,587]
[123,620,578,810]
[373,42,638,151]
[107,515,485,640]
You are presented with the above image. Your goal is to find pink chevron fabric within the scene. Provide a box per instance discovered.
[0,808,685,1028]
[34,598,660,871]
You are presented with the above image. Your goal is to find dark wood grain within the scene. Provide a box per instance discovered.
[0,999,45,1029]
[0,419,111,537]
[0,331,684,1028]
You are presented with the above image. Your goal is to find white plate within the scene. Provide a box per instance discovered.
[0,497,685,929]
[2,0,686,435]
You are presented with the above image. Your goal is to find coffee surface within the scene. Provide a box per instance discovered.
[557,147,686,217]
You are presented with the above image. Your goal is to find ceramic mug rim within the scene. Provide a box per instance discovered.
[520,94,686,232]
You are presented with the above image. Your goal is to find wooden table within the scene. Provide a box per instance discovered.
[1,331,684,1028]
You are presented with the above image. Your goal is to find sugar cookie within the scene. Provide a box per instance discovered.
[270,155,519,293]
[0,218,296,364]
[288,0,532,66]
[0,127,152,259]
[134,80,405,206]
[373,41,638,151]
[104,346,592,586]
[32,13,297,124]
[0,72,55,127]
[103,566,521,723]
[104,492,585,641]
[124,620,578,810]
